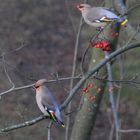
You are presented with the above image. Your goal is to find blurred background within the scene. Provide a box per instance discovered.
[0,0,140,140]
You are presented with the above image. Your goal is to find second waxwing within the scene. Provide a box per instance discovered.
[34,79,65,127]
[76,4,128,28]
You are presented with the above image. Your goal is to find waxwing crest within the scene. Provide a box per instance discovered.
[35,79,47,88]
[76,3,91,9]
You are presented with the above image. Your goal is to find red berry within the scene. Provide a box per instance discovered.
[89,95,96,101]
[87,83,93,88]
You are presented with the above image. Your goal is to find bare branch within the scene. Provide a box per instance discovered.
[0,76,81,97]
[118,129,140,133]
[94,75,140,86]
[47,121,53,140]
[65,6,84,140]
[0,115,48,133]
[2,56,15,88]
[105,51,119,140]
[0,42,27,58]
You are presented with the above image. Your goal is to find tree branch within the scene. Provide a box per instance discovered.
[0,115,48,133]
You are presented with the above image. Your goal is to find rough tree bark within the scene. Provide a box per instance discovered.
[70,1,121,140]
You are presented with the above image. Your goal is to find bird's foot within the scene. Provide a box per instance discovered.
[96,27,104,31]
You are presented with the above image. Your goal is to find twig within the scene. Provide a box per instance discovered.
[0,115,48,133]
[126,4,140,15]
[80,24,109,74]
[47,121,53,140]
[65,5,84,140]
[0,76,81,97]
[118,129,140,133]
[2,56,15,87]
[0,42,27,58]
[105,51,119,140]
[64,0,76,34]
[93,75,140,86]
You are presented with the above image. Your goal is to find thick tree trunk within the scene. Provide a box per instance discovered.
[70,1,121,140]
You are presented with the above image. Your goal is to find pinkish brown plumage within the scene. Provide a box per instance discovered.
[34,79,64,127]
[76,4,127,28]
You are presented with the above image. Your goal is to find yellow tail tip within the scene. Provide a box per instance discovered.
[121,19,128,26]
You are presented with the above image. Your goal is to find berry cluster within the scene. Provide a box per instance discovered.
[82,83,93,95]
[110,31,119,37]
[92,40,111,52]
[82,83,102,102]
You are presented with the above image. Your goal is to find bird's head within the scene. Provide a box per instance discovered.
[76,4,91,13]
[34,79,47,91]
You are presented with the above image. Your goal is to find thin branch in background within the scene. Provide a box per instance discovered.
[80,24,110,75]
[118,129,140,133]
[52,72,69,94]
[80,44,90,75]
[109,54,124,140]
[0,115,48,133]
[80,30,102,75]
[108,28,139,139]
[0,55,15,99]
[0,70,140,98]
[3,60,37,81]
[105,51,119,140]
[2,56,15,87]
[47,121,53,140]
[65,6,84,140]
[0,83,34,97]
[64,99,83,116]
[115,54,124,140]
[64,0,76,34]
[0,75,81,97]
[0,42,32,82]
[109,123,115,140]
[0,41,27,58]
[93,75,140,87]
[124,3,140,15]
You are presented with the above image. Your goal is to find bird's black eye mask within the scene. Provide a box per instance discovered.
[34,85,39,89]
[79,5,84,8]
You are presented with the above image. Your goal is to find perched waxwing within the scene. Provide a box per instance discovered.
[76,4,128,28]
[34,79,65,127]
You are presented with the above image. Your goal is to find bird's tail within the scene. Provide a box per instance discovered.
[55,107,65,127]
[117,16,128,26]
[121,18,128,26]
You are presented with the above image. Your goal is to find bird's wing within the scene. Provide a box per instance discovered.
[86,7,119,23]
[41,86,59,111]
[40,87,62,122]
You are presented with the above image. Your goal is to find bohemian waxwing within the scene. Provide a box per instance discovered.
[34,79,65,127]
[76,4,128,28]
